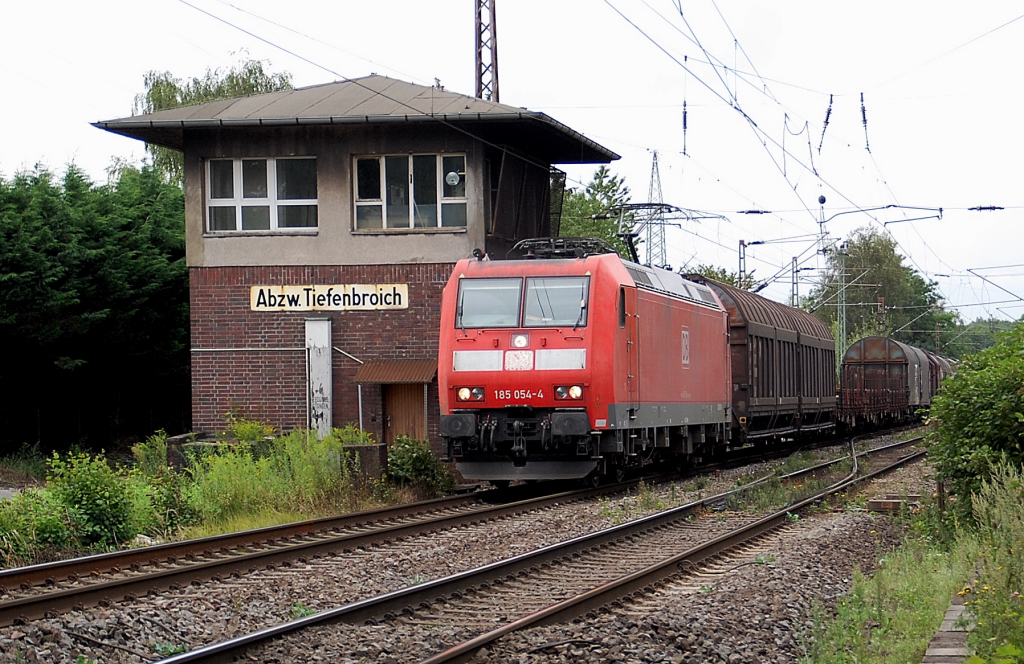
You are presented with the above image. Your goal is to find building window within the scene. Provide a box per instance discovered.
[354,154,467,230]
[207,157,318,232]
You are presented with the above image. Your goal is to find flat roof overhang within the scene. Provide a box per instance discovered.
[93,112,619,165]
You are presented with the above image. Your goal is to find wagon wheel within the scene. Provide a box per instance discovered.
[583,469,602,488]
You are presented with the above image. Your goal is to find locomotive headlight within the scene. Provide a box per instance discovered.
[511,333,530,348]
[555,385,583,400]
[456,387,485,402]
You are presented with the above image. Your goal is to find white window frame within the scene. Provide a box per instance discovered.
[353,153,468,231]
[206,157,318,233]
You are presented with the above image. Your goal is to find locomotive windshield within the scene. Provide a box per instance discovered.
[456,277,522,328]
[455,275,591,328]
[524,276,589,327]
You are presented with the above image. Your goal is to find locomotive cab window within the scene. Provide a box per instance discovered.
[524,276,590,327]
[456,278,522,328]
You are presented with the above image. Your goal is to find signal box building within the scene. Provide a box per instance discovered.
[96,75,617,446]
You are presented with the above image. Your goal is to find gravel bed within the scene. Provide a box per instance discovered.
[0,430,923,663]
[475,510,908,664]
[856,444,936,501]
[0,478,740,663]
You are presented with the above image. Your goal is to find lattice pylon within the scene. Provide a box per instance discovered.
[475,0,499,102]
[645,152,667,267]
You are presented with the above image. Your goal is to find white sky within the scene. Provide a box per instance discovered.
[2,0,1022,325]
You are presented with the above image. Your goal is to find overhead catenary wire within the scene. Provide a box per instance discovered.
[611,1,1003,317]
[181,0,1013,320]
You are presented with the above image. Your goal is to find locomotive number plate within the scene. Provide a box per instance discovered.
[494,389,544,400]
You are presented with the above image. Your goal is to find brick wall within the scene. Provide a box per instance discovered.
[190,263,454,446]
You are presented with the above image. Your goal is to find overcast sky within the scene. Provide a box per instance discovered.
[2,1,1022,324]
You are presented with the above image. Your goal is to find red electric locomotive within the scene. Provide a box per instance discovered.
[438,240,732,484]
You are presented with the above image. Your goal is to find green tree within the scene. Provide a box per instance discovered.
[926,322,1024,525]
[134,58,293,184]
[0,165,188,448]
[559,166,633,257]
[808,227,959,353]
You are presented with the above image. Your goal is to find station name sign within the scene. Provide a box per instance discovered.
[250,284,409,311]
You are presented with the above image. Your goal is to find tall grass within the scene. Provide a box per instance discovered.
[965,464,1024,659]
[188,430,358,522]
[803,464,1024,663]
[0,442,48,483]
[804,536,979,663]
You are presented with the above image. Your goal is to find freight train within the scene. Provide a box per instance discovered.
[438,239,949,485]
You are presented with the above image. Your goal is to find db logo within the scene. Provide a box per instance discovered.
[681,329,691,366]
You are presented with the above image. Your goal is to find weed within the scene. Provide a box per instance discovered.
[152,643,187,656]
[221,412,277,447]
[132,430,169,478]
[636,480,665,511]
[0,442,47,482]
[698,585,716,594]
[290,604,317,619]
[734,473,759,487]
[327,424,376,446]
[755,555,776,565]
[786,511,800,522]
[773,451,821,476]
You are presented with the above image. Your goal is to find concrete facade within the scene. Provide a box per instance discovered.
[181,125,486,268]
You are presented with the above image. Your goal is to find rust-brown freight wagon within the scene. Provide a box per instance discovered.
[839,336,931,427]
[690,277,836,443]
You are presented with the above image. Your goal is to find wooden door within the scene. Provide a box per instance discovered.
[383,383,425,445]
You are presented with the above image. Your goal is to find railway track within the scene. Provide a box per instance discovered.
[1,428,918,630]
[152,436,925,664]
[0,482,637,627]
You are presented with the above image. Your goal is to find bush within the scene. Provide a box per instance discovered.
[47,451,136,547]
[0,488,79,564]
[387,436,454,497]
[927,323,1024,524]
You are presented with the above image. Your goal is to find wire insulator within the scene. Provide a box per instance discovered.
[818,94,833,154]
[682,101,688,156]
[861,92,871,153]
